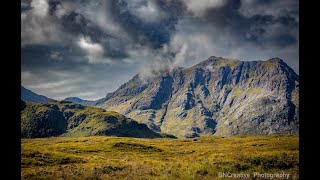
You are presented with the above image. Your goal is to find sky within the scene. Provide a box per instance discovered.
[21,0,299,100]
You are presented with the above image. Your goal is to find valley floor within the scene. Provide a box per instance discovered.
[21,135,299,180]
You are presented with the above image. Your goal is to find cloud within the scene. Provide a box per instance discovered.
[109,0,186,49]
[21,63,140,100]
[22,0,130,64]
[172,0,298,70]
[28,79,72,90]
[77,36,111,64]
[239,0,299,20]
[21,71,37,81]
[21,0,299,100]
[124,0,167,23]
[31,0,49,17]
[50,51,63,61]
[182,0,226,17]
[21,0,65,46]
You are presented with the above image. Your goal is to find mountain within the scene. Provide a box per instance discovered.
[94,56,299,138]
[63,97,104,107]
[21,86,51,103]
[21,100,173,138]
[64,97,91,104]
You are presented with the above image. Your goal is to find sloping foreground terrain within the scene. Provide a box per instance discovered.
[78,57,299,138]
[21,100,171,138]
[21,135,299,179]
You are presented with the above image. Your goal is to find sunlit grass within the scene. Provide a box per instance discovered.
[22,135,299,179]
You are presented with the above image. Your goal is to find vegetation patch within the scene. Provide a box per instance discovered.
[237,153,298,170]
[21,151,85,166]
[112,142,163,152]
[92,164,125,175]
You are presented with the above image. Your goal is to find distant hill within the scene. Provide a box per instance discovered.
[21,86,51,102]
[21,100,174,138]
[63,97,95,106]
[64,97,88,103]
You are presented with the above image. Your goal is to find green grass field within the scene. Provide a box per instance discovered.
[21,135,299,179]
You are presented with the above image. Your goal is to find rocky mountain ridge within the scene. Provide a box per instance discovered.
[93,56,299,138]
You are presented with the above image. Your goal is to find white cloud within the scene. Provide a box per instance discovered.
[78,36,115,64]
[130,0,166,23]
[55,3,72,19]
[31,0,49,17]
[168,28,219,67]
[182,0,226,17]
[75,1,127,40]
[78,37,104,56]
[21,0,65,46]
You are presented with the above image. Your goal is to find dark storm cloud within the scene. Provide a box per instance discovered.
[21,0,299,100]
[108,0,187,48]
[198,0,298,48]
[22,0,130,62]
[59,11,129,59]
[21,45,86,68]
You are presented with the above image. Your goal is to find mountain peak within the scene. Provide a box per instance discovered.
[192,56,240,70]
[265,57,286,65]
[21,86,51,103]
[64,97,86,103]
[207,56,220,60]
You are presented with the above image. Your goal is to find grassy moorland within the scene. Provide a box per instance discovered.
[21,135,298,179]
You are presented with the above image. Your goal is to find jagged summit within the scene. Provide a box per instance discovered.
[266,57,284,63]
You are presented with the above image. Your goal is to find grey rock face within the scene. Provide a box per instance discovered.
[67,113,86,129]
[134,75,173,110]
[97,57,299,138]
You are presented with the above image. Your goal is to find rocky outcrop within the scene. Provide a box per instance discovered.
[21,101,67,138]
